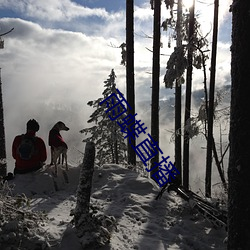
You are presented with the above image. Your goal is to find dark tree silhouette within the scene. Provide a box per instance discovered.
[0,69,6,177]
[175,0,183,183]
[228,0,250,248]
[183,0,195,189]
[126,0,136,165]
[150,0,161,177]
[163,0,183,183]
[80,70,127,166]
[74,142,96,225]
[0,28,14,177]
[205,0,219,197]
[74,142,116,248]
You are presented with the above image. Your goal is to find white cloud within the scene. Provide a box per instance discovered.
[0,18,127,169]
[0,15,158,170]
[0,0,109,21]
[134,4,153,21]
[0,0,232,175]
[195,0,232,38]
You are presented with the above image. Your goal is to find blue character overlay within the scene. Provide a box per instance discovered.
[100,89,131,121]
[132,133,163,166]
[151,158,180,187]
[117,114,148,143]
[117,113,138,130]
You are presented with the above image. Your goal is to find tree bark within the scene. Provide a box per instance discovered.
[205,0,219,198]
[175,0,183,184]
[74,142,116,248]
[228,0,250,249]
[126,0,136,165]
[183,0,195,189]
[211,137,227,191]
[74,142,95,227]
[150,0,161,177]
[0,69,7,177]
[114,134,119,164]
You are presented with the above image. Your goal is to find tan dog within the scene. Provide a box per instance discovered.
[48,121,69,176]
[52,146,68,176]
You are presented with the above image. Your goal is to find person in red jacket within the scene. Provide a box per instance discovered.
[12,119,47,174]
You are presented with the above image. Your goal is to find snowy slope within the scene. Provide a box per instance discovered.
[3,164,227,250]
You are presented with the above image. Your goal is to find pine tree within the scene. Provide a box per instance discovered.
[80,69,127,166]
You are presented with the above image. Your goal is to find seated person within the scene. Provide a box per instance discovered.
[12,119,47,174]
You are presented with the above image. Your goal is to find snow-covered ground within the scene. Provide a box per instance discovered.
[1,164,227,250]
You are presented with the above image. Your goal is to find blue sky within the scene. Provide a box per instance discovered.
[0,0,152,35]
[0,0,232,172]
[73,0,126,12]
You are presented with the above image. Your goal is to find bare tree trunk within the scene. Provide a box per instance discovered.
[114,137,119,164]
[126,0,136,165]
[0,69,7,177]
[74,142,116,248]
[175,0,183,184]
[228,0,250,248]
[211,137,227,190]
[113,123,119,164]
[0,30,13,177]
[110,143,115,164]
[198,47,227,191]
[150,0,161,177]
[74,142,95,226]
[183,0,195,189]
[205,0,219,197]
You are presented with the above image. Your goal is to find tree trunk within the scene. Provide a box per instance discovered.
[74,142,115,248]
[205,0,219,197]
[175,0,183,184]
[228,0,250,249]
[126,0,136,165]
[211,137,227,191]
[74,142,95,227]
[183,0,195,189]
[114,137,119,164]
[113,123,119,164]
[150,0,161,178]
[0,70,7,177]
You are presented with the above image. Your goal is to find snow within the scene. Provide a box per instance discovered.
[3,164,227,250]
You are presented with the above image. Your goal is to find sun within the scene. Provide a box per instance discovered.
[183,0,194,9]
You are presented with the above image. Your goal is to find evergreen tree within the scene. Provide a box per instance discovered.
[80,69,127,166]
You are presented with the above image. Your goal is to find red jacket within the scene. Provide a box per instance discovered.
[12,131,47,171]
[48,128,68,149]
